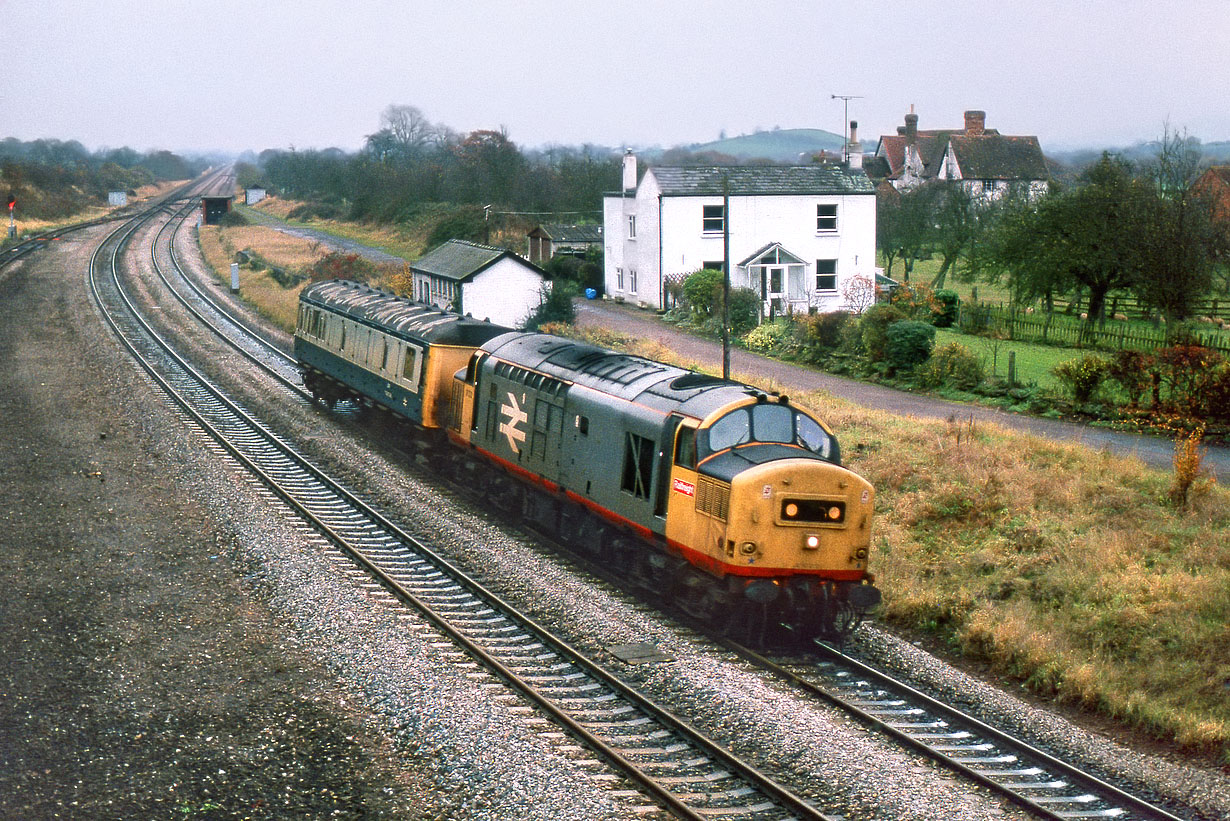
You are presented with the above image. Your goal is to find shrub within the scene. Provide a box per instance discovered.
[682,268,724,318]
[1105,349,1155,408]
[884,320,936,371]
[859,303,906,361]
[932,289,959,327]
[888,281,939,321]
[522,281,577,330]
[794,310,853,363]
[918,342,985,389]
[302,251,380,284]
[216,210,249,227]
[1153,345,1224,417]
[743,320,794,354]
[1208,363,1230,423]
[1052,354,1109,403]
[425,206,487,249]
[727,287,762,335]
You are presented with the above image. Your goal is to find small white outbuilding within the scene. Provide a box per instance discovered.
[409,239,548,328]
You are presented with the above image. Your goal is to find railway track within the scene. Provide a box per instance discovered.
[728,641,1187,821]
[93,196,839,819]
[107,191,1200,821]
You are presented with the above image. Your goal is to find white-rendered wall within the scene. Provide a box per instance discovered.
[462,259,546,327]
[658,192,877,312]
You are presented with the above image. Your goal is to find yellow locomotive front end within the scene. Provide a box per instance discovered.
[664,394,880,640]
[725,458,874,579]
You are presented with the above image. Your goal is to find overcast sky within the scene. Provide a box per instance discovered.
[4,1,1228,157]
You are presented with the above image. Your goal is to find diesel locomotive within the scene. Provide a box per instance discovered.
[296,279,880,641]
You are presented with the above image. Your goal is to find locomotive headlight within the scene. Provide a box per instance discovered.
[740,541,758,555]
[785,502,799,518]
[804,534,820,550]
[828,506,842,521]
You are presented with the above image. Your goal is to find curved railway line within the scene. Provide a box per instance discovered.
[41,183,1202,820]
[90,190,839,820]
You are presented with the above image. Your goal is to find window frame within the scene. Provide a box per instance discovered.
[815,258,838,292]
[816,203,838,232]
[702,204,725,234]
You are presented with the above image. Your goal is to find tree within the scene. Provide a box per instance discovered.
[895,183,940,283]
[1133,127,1225,322]
[978,154,1153,325]
[927,183,981,290]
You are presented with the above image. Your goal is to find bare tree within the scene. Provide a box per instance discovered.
[842,273,877,313]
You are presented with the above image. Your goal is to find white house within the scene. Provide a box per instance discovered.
[603,146,877,316]
[409,239,548,328]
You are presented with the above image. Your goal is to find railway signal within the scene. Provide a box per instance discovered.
[7,194,14,239]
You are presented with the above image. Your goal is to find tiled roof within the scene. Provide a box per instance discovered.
[649,165,875,196]
[539,223,603,243]
[411,239,543,283]
[946,134,1049,180]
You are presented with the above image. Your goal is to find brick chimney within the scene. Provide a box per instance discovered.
[964,110,986,136]
[904,110,918,144]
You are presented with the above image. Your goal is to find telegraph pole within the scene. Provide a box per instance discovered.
[721,175,730,380]
[830,94,862,162]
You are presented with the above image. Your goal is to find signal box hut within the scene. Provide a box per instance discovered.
[409,239,548,327]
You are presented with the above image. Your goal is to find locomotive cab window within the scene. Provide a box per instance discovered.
[674,425,697,470]
[700,404,836,461]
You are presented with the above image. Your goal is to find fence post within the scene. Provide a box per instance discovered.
[1007,351,1016,387]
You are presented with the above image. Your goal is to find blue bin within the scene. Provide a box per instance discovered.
[585,288,597,300]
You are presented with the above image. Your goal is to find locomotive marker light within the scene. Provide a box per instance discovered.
[499,392,527,453]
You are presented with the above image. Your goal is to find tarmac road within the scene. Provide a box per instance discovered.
[573,299,1230,480]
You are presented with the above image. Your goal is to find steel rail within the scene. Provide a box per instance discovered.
[716,638,1188,821]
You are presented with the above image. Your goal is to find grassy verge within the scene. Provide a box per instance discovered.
[554,324,1230,765]
[196,222,323,331]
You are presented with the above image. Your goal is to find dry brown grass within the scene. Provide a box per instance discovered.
[197,224,327,331]
[551,323,1230,763]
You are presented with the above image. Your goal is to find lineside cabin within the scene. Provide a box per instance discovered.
[409,239,549,328]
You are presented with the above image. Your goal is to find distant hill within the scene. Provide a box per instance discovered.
[664,128,852,164]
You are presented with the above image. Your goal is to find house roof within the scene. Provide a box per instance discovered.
[531,223,603,243]
[944,134,1049,180]
[738,241,806,267]
[648,165,875,196]
[410,239,545,283]
[1196,166,1230,188]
